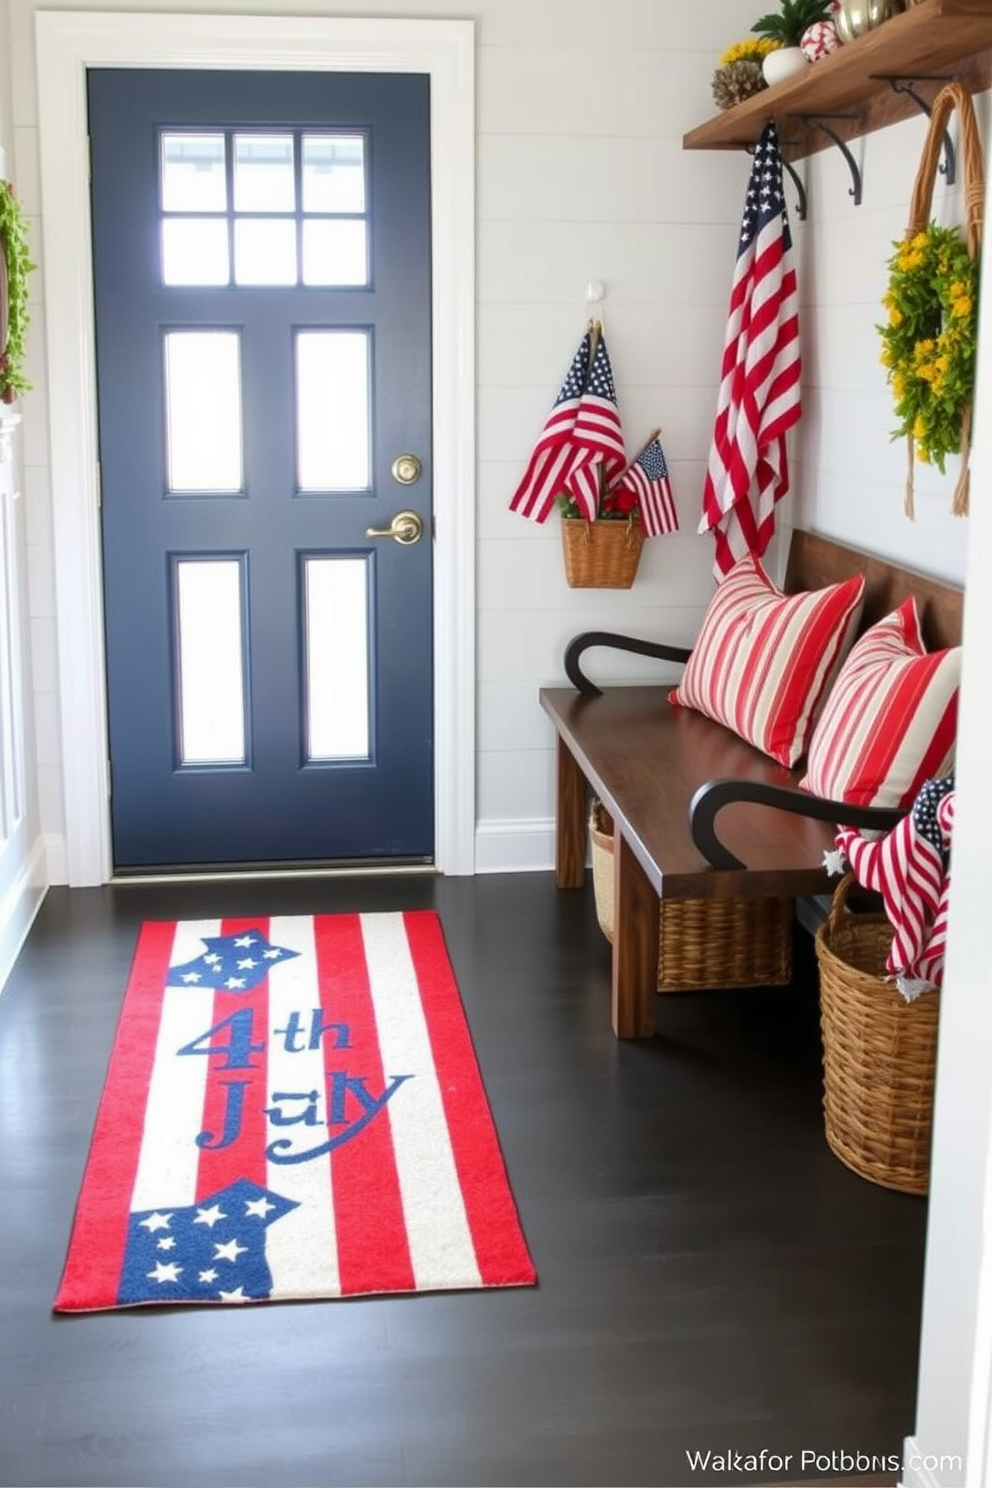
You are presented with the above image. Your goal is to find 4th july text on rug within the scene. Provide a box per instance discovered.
[55,911,536,1311]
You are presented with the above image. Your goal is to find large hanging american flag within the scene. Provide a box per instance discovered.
[833,776,955,999]
[614,434,679,537]
[699,121,802,579]
[508,329,594,523]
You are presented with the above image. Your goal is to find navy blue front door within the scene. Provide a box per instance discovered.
[88,69,433,870]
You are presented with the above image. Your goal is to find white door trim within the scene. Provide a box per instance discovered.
[34,10,476,884]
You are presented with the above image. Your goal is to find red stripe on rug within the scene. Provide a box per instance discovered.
[53,921,178,1312]
[194,918,272,1202]
[313,913,416,1295]
[403,912,536,1287]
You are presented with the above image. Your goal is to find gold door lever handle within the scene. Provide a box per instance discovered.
[365,509,424,545]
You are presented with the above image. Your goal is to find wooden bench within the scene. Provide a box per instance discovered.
[539,531,964,1039]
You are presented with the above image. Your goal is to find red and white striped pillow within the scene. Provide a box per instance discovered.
[669,554,865,768]
[800,597,959,809]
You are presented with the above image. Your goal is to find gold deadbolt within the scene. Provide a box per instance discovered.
[365,509,425,545]
[391,453,423,485]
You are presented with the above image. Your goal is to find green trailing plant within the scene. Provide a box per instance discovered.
[0,180,36,404]
[878,222,979,474]
[751,0,834,47]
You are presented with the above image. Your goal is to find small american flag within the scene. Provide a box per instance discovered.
[699,121,802,579]
[615,435,679,537]
[563,331,627,521]
[508,330,593,523]
[836,776,955,998]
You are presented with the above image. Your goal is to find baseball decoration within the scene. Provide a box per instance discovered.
[800,19,842,59]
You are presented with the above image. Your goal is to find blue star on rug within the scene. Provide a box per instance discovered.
[118,1178,299,1305]
[167,930,298,992]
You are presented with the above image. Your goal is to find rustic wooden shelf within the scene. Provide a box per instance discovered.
[683,0,992,163]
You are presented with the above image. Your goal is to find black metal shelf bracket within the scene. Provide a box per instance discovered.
[793,114,863,206]
[781,157,808,222]
[871,75,956,185]
[744,141,807,221]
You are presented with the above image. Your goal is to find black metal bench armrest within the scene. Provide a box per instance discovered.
[689,777,908,871]
[564,631,693,697]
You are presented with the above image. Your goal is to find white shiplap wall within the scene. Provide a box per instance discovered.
[475,2,791,866]
[792,94,989,580]
[3,0,982,883]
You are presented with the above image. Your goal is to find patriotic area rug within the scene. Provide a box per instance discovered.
[54,912,536,1312]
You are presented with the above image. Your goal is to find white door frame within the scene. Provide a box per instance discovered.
[34,10,476,884]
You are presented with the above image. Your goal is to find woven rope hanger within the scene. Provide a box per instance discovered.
[902,82,985,519]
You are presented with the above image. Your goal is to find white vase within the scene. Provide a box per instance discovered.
[762,47,810,86]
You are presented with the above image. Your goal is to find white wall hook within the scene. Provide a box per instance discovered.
[586,279,605,306]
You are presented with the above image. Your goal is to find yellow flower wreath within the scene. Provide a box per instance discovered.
[877,223,978,476]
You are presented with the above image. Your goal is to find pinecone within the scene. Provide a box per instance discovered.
[711,60,767,110]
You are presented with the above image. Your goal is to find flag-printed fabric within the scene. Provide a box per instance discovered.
[699,122,802,579]
[563,332,627,521]
[614,436,679,537]
[508,330,593,523]
[54,912,536,1311]
[835,776,955,999]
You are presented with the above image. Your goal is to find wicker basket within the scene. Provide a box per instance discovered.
[561,517,644,589]
[589,801,793,992]
[815,874,939,1195]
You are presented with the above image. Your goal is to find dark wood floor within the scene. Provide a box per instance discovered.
[0,872,920,1488]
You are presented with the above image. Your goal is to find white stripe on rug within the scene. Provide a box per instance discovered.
[264,915,341,1298]
[361,912,481,1291]
[130,919,219,1213]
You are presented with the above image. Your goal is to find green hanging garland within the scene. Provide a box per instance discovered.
[0,179,36,405]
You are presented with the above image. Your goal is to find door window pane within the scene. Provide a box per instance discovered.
[234,134,295,212]
[164,331,243,493]
[174,559,247,765]
[296,331,371,491]
[302,134,366,213]
[234,218,298,286]
[304,557,370,761]
[302,219,368,287]
[162,218,230,286]
[161,133,227,212]
[159,130,371,290]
